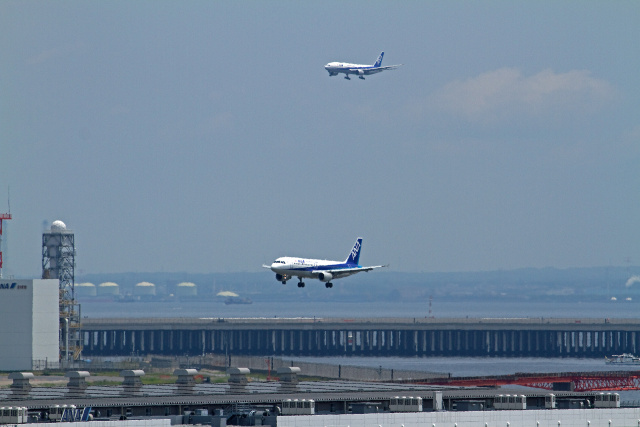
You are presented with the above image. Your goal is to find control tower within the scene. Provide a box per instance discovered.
[42,220,82,363]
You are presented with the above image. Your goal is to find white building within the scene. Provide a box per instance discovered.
[0,279,59,370]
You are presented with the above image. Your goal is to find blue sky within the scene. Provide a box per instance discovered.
[1,1,638,276]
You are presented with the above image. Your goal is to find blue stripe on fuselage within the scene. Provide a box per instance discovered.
[288,262,359,272]
[332,66,376,72]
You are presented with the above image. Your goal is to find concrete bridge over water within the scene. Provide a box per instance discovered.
[80,317,640,358]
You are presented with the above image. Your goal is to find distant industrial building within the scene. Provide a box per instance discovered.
[134,282,156,297]
[42,220,83,363]
[98,282,120,296]
[0,279,59,370]
[75,282,97,297]
[175,282,197,297]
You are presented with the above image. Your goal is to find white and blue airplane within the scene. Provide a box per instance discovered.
[264,238,386,288]
[324,51,402,80]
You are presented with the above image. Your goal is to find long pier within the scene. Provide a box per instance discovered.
[81,317,640,358]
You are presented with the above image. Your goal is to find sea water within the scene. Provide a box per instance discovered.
[80,298,638,320]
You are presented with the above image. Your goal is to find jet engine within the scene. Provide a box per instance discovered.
[318,272,333,282]
[358,69,365,75]
[275,273,290,283]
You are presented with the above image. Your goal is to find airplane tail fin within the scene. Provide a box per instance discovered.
[345,238,362,265]
[374,52,384,67]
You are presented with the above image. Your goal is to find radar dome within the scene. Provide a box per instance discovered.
[51,220,67,231]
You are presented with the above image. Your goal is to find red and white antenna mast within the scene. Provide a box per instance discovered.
[0,188,11,278]
[0,212,11,279]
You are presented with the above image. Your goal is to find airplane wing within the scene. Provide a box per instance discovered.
[323,265,388,280]
[350,65,403,75]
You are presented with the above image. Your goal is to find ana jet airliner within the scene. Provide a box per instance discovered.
[324,51,402,80]
[263,238,386,288]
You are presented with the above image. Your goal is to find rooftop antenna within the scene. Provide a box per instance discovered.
[0,188,12,279]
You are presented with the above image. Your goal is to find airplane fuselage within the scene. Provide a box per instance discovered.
[270,257,355,279]
[264,238,385,288]
[324,62,382,77]
[324,52,402,80]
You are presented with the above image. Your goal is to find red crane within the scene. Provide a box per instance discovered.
[406,371,640,392]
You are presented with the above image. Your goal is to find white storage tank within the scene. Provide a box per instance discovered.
[75,283,96,297]
[134,282,156,296]
[97,282,120,296]
[176,282,197,297]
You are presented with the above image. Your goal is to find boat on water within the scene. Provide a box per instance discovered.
[605,353,640,364]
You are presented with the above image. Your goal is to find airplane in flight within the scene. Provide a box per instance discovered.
[324,51,402,80]
[263,238,386,288]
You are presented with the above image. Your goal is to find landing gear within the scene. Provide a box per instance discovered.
[359,76,365,80]
[344,75,351,80]
[282,281,287,285]
[325,282,333,288]
[297,279,305,288]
